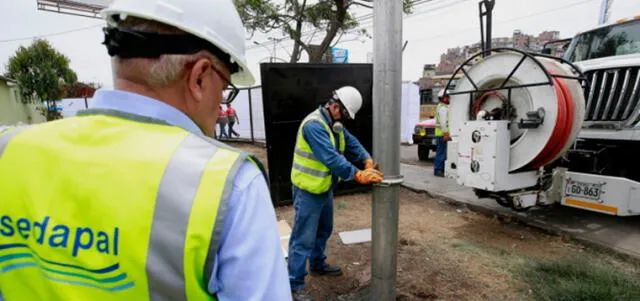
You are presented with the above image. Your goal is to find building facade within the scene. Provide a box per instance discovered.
[0,76,46,126]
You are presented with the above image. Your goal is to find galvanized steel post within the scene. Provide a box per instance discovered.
[371,0,403,299]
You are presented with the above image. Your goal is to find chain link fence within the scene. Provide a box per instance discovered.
[215,86,266,143]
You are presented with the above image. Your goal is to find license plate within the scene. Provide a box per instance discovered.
[565,180,602,200]
[419,129,426,136]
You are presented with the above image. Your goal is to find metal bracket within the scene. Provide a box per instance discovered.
[518,107,545,129]
[374,175,405,187]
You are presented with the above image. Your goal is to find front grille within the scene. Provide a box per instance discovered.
[583,67,640,125]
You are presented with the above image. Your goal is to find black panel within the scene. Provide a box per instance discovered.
[260,63,374,206]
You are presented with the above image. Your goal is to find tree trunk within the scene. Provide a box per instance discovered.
[307,0,347,63]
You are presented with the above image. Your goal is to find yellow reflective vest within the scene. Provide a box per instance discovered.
[435,102,449,137]
[0,108,265,301]
[291,109,345,194]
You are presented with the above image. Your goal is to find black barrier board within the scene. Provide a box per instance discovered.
[261,63,373,206]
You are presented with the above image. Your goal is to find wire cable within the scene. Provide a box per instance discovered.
[0,24,103,44]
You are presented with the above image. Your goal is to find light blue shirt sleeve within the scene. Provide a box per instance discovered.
[208,161,292,301]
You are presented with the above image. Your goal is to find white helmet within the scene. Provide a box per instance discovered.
[101,0,254,86]
[333,86,363,119]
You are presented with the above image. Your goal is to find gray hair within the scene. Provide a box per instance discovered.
[111,17,211,87]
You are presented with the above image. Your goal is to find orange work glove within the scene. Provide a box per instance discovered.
[364,159,380,170]
[364,159,374,169]
[355,168,384,185]
[443,132,452,142]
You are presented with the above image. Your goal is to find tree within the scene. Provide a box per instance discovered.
[5,39,77,120]
[236,0,414,63]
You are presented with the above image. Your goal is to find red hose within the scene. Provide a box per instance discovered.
[474,91,505,116]
[529,75,575,168]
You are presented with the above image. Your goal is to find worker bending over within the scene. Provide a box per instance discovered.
[435,89,451,177]
[288,86,384,301]
[0,0,290,300]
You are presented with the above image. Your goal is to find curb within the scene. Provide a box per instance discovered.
[401,182,640,261]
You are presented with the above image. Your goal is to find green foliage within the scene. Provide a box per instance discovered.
[519,258,640,301]
[234,0,414,62]
[5,39,77,117]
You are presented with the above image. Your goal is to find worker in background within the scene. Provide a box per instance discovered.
[217,104,229,139]
[0,0,291,300]
[435,89,451,177]
[226,103,240,138]
[288,86,384,301]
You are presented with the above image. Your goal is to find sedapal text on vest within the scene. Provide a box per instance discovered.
[0,215,119,257]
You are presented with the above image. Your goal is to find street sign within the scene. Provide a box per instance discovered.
[331,48,349,64]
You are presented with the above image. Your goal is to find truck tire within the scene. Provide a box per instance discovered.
[418,145,430,161]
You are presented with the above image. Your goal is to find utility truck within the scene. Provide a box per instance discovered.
[444,16,640,216]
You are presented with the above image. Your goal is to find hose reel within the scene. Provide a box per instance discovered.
[446,48,587,172]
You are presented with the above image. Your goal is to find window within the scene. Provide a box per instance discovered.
[420,90,434,105]
[566,19,640,62]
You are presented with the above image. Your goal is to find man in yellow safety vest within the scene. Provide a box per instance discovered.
[435,89,451,177]
[288,86,384,301]
[0,0,291,300]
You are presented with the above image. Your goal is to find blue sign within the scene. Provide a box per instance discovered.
[331,48,349,64]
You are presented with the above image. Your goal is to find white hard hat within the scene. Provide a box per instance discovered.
[101,0,254,86]
[333,86,363,119]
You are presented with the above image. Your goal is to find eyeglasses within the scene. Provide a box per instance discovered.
[332,97,352,120]
[210,65,239,104]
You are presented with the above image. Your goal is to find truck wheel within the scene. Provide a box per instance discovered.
[418,145,430,161]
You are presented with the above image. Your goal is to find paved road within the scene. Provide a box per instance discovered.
[399,144,640,259]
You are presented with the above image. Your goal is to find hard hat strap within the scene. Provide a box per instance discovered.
[102,27,239,74]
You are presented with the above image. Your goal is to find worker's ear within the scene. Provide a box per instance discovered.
[187,58,213,104]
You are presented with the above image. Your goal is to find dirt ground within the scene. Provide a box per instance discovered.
[228,142,640,301]
[277,189,594,301]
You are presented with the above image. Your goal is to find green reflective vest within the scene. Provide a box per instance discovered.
[291,109,346,194]
[0,109,265,301]
[435,102,449,137]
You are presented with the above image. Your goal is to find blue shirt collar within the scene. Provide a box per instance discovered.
[318,106,332,124]
[90,89,204,135]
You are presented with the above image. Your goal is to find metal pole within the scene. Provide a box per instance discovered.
[479,1,486,56]
[248,87,255,143]
[371,0,402,298]
[485,0,494,51]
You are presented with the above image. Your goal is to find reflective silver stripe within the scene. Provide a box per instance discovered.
[0,126,27,159]
[146,134,218,301]
[293,162,330,177]
[295,147,317,160]
[193,134,262,287]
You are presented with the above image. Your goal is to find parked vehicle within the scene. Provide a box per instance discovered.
[412,118,437,161]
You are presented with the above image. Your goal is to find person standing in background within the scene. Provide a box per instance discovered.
[434,89,451,177]
[218,104,229,139]
[226,103,240,138]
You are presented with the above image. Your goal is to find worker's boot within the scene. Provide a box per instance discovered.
[310,264,343,276]
[292,289,314,301]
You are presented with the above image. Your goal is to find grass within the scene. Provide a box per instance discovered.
[519,258,640,301]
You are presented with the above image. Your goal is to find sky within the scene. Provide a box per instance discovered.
[0,0,637,89]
